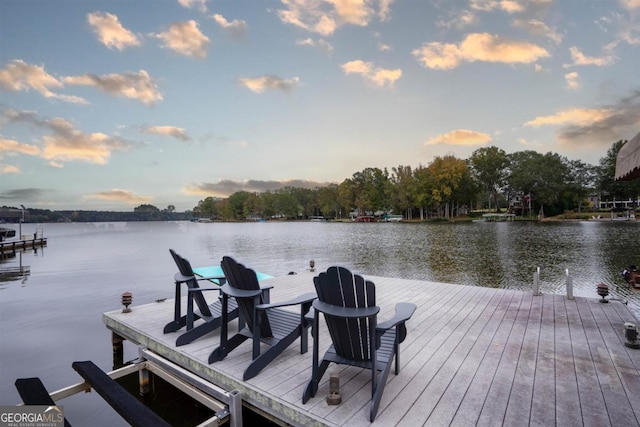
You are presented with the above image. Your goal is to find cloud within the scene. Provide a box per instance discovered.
[296,38,334,55]
[0,188,45,200]
[1,164,20,174]
[141,125,190,141]
[0,138,41,157]
[511,19,562,44]
[211,13,247,39]
[564,72,580,90]
[470,0,524,13]
[63,70,162,105]
[425,129,492,146]
[525,107,612,127]
[277,0,392,36]
[379,0,395,21]
[619,0,640,10]
[48,161,64,168]
[524,91,640,148]
[41,118,128,165]
[563,46,614,68]
[87,12,141,50]
[437,10,477,29]
[0,60,87,104]
[84,188,152,204]
[412,33,549,70]
[1,109,129,165]
[183,179,332,198]
[178,0,208,12]
[238,75,300,93]
[341,60,402,87]
[155,20,209,58]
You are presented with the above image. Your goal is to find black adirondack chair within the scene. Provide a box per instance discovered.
[208,256,316,380]
[163,249,239,346]
[302,266,416,422]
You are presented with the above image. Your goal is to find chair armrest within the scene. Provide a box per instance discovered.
[175,272,224,285]
[376,302,416,332]
[219,283,262,298]
[312,299,380,319]
[174,272,194,283]
[186,287,222,293]
[256,292,316,310]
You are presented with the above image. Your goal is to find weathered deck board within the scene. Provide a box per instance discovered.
[103,270,640,426]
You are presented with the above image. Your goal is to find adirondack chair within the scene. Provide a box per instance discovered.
[302,266,416,422]
[208,256,316,380]
[163,249,239,346]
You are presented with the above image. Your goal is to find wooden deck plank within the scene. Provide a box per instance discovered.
[502,289,542,426]
[102,270,640,427]
[529,293,557,426]
[566,295,610,427]
[423,289,512,427]
[577,297,636,427]
[353,285,482,425]
[393,287,495,425]
[553,295,582,427]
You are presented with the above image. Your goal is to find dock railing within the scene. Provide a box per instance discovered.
[533,267,575,300]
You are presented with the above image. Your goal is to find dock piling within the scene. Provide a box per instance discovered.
[112,332,124,370]
[139,367,150,396]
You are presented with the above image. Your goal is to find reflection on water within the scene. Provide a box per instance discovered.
[0,252,31,284]
[0,220,639,426]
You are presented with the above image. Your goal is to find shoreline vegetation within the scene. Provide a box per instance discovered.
[2,142,638,224]
[0,207,637,225]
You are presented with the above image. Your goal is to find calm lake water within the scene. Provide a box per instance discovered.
[1,220,639,425]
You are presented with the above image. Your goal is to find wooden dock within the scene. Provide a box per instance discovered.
[103,271,640,426]
[0,237,47,254]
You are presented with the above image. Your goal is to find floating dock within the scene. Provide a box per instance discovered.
[103,271,640,426]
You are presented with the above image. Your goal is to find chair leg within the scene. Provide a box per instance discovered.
[302,359,330,403]
[164,282,185,333]
[208,334,247,363]
[370,358,394,422]
[243,327,302,380]
[163,316,186,333]
[176,307,240,347]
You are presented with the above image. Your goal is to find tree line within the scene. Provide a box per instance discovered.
[193,141,640,221]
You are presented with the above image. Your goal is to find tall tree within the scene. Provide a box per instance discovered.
[390,165,415,219]
[469,146,509,212]
[565,159,597,212]
[426,155,468,218]
[508,151,569,217]
[317,184,340,218]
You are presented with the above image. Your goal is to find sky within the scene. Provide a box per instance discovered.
[1,0,639,212]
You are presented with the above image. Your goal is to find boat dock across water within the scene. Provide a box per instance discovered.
[102,270,640,426]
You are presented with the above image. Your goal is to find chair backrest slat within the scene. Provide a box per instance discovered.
[169,249,212,317]
[221,256,272,337]
[314,266,376,361]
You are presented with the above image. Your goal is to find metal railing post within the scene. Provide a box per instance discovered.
[566,269,574,300]
[533,267,541,296]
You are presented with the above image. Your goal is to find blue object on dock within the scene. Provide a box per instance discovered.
[193,265,273,282]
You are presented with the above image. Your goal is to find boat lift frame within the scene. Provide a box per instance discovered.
[19,347,242,427]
